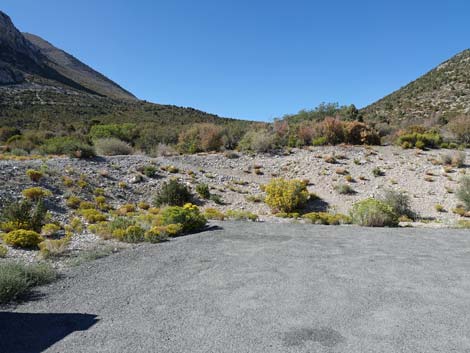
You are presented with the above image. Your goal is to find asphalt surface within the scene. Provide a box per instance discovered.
[1,221,470,353]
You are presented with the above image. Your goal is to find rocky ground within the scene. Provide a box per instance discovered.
[0,146,469,265]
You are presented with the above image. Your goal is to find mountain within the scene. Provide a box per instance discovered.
[0,10,248,131]
[362,49,470,126]
[23,33,135,100]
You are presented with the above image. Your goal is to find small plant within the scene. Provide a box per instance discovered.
[372,167,384,177]
[144,227,169,243]
[264,178,309,213]
[66,196,82,209]
[0,262,56,304]
[62,176,74,187]
[0,245,7,258]
[39,238,70,258]
[22,187,52,201]
[345,175,355,183]
[138,201,150,210]
[435,204,445,212]
[79,201,95,210]
[94,188,105,196]
[303,212,351,225]
[323,155,337,164]
[79,209,107,223]
[41,223,61,237]
[154,179,192,206]
[209,194,224,205]
[350,198,399,227]
[457,176,470,210]
[3,230,43,249]
[334,183,356,195]
[335,168,348,175]
[140,165,157,178]
[196,183,211,199]
[204,208,225,220]
[118,181,127,189]
[115,225,145,243]
[225,210,258,221]
[26,169,43,182]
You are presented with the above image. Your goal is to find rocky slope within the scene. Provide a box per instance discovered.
[363,49,470,126]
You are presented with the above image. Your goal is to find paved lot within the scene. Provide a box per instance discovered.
[2,221,470,353]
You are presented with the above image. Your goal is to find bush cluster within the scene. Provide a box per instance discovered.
[94,138,133,156]
[3,230,44,249]
[154,179,192,206]
[264,178,309,213]
[350,198,399,227]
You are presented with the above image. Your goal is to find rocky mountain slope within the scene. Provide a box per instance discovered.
[0,10,135,100]
[362,49,470,126]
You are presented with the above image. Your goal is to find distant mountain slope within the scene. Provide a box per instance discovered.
[23,33,136,100]
[362,49,470,125]
[0,10,247,130]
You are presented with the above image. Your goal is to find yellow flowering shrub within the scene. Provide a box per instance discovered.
[264,178,309,213]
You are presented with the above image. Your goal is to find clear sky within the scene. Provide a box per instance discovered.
[3,1,470,121]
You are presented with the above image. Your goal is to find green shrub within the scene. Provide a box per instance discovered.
[204,208,225,220]
[0,262,56,304]
[209,194,224,205]
[0,245,7,258]
[457,177,470,211]
[177,123,223,153]
[264,178,309,213]
[79,209,108,223]
[22,187,52,201]
[312,136,327,146]
[372,167,384,177]
[41,137,96,158]
[89,123,137,142]
[144,227,169,243]
[3,230,44,248]
[225,210,258,221]
[303,212,351,225]
[160,204,207,232]
[0,199,47,232]
[26,169,43,182]
[154,179,192,206]
[334,183,356,195]
[196,183,211,199]
[397,131,442,149]
[116,225,145,243]
[350,198,399,227]
[238,129,277,152]
[94,138,133,156]
[142,165,157,178]
[380,189,416,220]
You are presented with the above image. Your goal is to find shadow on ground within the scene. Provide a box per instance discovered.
[0,312,98,353]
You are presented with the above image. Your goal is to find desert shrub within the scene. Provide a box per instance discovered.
[115,225,145,243]
[448,115,470,144]
[238,130,277,153]
[154,179,192,206]
[0,245,7,258]
[144,227,169,243]
[372,167,384,177]
[0,199,47,232]
[41,137,96,158]
[142,165,157,178]
[204,208,225,220]
[160,204,207,232]
[264,178,309,213]
[0,127,20,143]
[334,184,356,195]
[138,201,150,210]
[380,189,416,220]
[79,201,95,210]
[435,204,445,212]
[26,169,43,182]
[89,123,137,142]
[396,131,442,149]
[225,210,258,221]
[313,117,345,145]
[94,138,133,156]
[22,187,52,201]
[450,152,466,168]
[116,204,136,215]
[39,238,69,258]
[3,230,44,248]
[303,212,351,225]
[344,121,381,145]
[312,136,328,146]
[79,209,107,223]
[457,177,470,211]
[209,194,224,205]
[177,123,223,153]
[196,183,211,199]
[41,223,61,237]
[0,262,56,304]
[350,198,399,227]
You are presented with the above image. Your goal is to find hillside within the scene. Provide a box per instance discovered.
[0,10,242,131]
[362,49,470,126]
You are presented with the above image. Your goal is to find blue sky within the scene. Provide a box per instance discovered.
[3,1,469,121]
